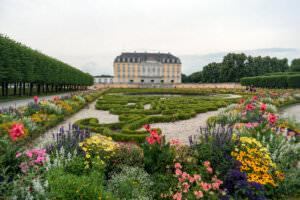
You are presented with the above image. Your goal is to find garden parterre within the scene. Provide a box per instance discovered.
[0,88,299,199]
[75,91,241,143]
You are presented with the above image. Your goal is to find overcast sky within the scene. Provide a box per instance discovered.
[1,0,299,75]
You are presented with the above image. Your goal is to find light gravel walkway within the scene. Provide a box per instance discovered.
[144,104,151,110]
[141,109,223,145]
[223,94,242,98]
[34,100,119,148]
[0,93,71,109]
[279,103,300,123]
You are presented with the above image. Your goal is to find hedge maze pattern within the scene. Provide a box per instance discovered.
[75,93,240,143]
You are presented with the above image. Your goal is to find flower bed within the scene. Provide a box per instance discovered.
[1,88,299,199]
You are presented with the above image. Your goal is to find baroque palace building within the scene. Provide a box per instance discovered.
[113,52,181,84]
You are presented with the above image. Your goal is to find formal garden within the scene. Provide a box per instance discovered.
[0,87,299,200]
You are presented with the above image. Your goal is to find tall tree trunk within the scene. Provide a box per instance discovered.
[37,84,40,95]
[19,82,22,96]
[29,83,33,96]
[5,82,8,96]
[14,83,17,96]
[1,82,4,96]
[23,82,26,96]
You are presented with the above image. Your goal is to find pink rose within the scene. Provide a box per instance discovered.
[206,167,213,174]
[175,163,182,169]
[173,193,182,200]
[204,161,210,166]
[16,153,22,158]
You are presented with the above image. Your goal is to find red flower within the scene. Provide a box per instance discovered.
[253,96,258,101]
[36,132,39,136]
[260,103,266,113]
[9,123,25,141]
[34,96,38,102]
[29,187,33,191]
[293,164,296,167]
[246,104,256,111]
[268,113,278,125]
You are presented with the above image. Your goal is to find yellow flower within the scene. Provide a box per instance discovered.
[99,197,102,200]
[76,190,79,193]
[132,182,138,184]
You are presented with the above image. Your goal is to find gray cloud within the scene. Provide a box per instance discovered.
[1,0,299,76]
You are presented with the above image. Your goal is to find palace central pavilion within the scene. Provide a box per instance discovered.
[113,52,182,84]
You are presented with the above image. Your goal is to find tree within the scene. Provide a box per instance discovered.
[290,59,300,72]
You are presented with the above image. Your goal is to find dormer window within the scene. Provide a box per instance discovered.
[122,58,125,62]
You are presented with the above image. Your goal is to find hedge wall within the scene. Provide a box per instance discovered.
[240,74,300,88]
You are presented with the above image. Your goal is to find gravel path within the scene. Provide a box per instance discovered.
[0,93,71,109]
[139,108,223,145]
[34,100,119,148]
[280,103,300,123]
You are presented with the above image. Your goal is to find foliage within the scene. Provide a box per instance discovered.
[106,166,153,200]
[47,167,113,200]
[189,126,240,180]
[241,74,300,88]
[183,53,289,83]
[142,125,172,174]
[0,34,93,97]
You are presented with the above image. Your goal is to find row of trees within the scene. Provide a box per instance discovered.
[182,53,293,83]
[0,34,94,96]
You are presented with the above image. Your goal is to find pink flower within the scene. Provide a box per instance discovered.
[201,182,210,191]
[262,129,266,132]
[289,132,295,136]
[173,193,182,200]
[194,191,203,198]
[240,98,245,104]
[26,151,32,157]
[246,123,253,128]
[16,153,22,158]
[204,161,210,166]
[143,124,151,132]
[34,96,38,102]
[253,96,258,101]
[206,167,213,174]
[194,174,201,182]
[182,172,188,179]
[176,169,182,176]
[260,103,266,112]
[253,122,259,127]
[175,163,182,169]
[182,182,190,193]
[212,182,220,190]
[188,177,195,183]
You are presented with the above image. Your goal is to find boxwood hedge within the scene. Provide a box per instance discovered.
[240,74,300,88]
[74,94,240,143]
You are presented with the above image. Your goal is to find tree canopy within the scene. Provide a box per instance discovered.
[0,34,93,86]
[184,53,290,83]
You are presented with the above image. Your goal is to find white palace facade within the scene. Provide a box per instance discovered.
[113,52,182,84]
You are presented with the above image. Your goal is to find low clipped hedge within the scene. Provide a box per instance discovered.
[74,93,240,143]
[287,75,300,88]
[240,74,300,88]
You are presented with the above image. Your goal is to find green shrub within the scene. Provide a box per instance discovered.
[287,74,300,88]
[106,166,153,200]
[47,168,114,200]
[241,74,300,88]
